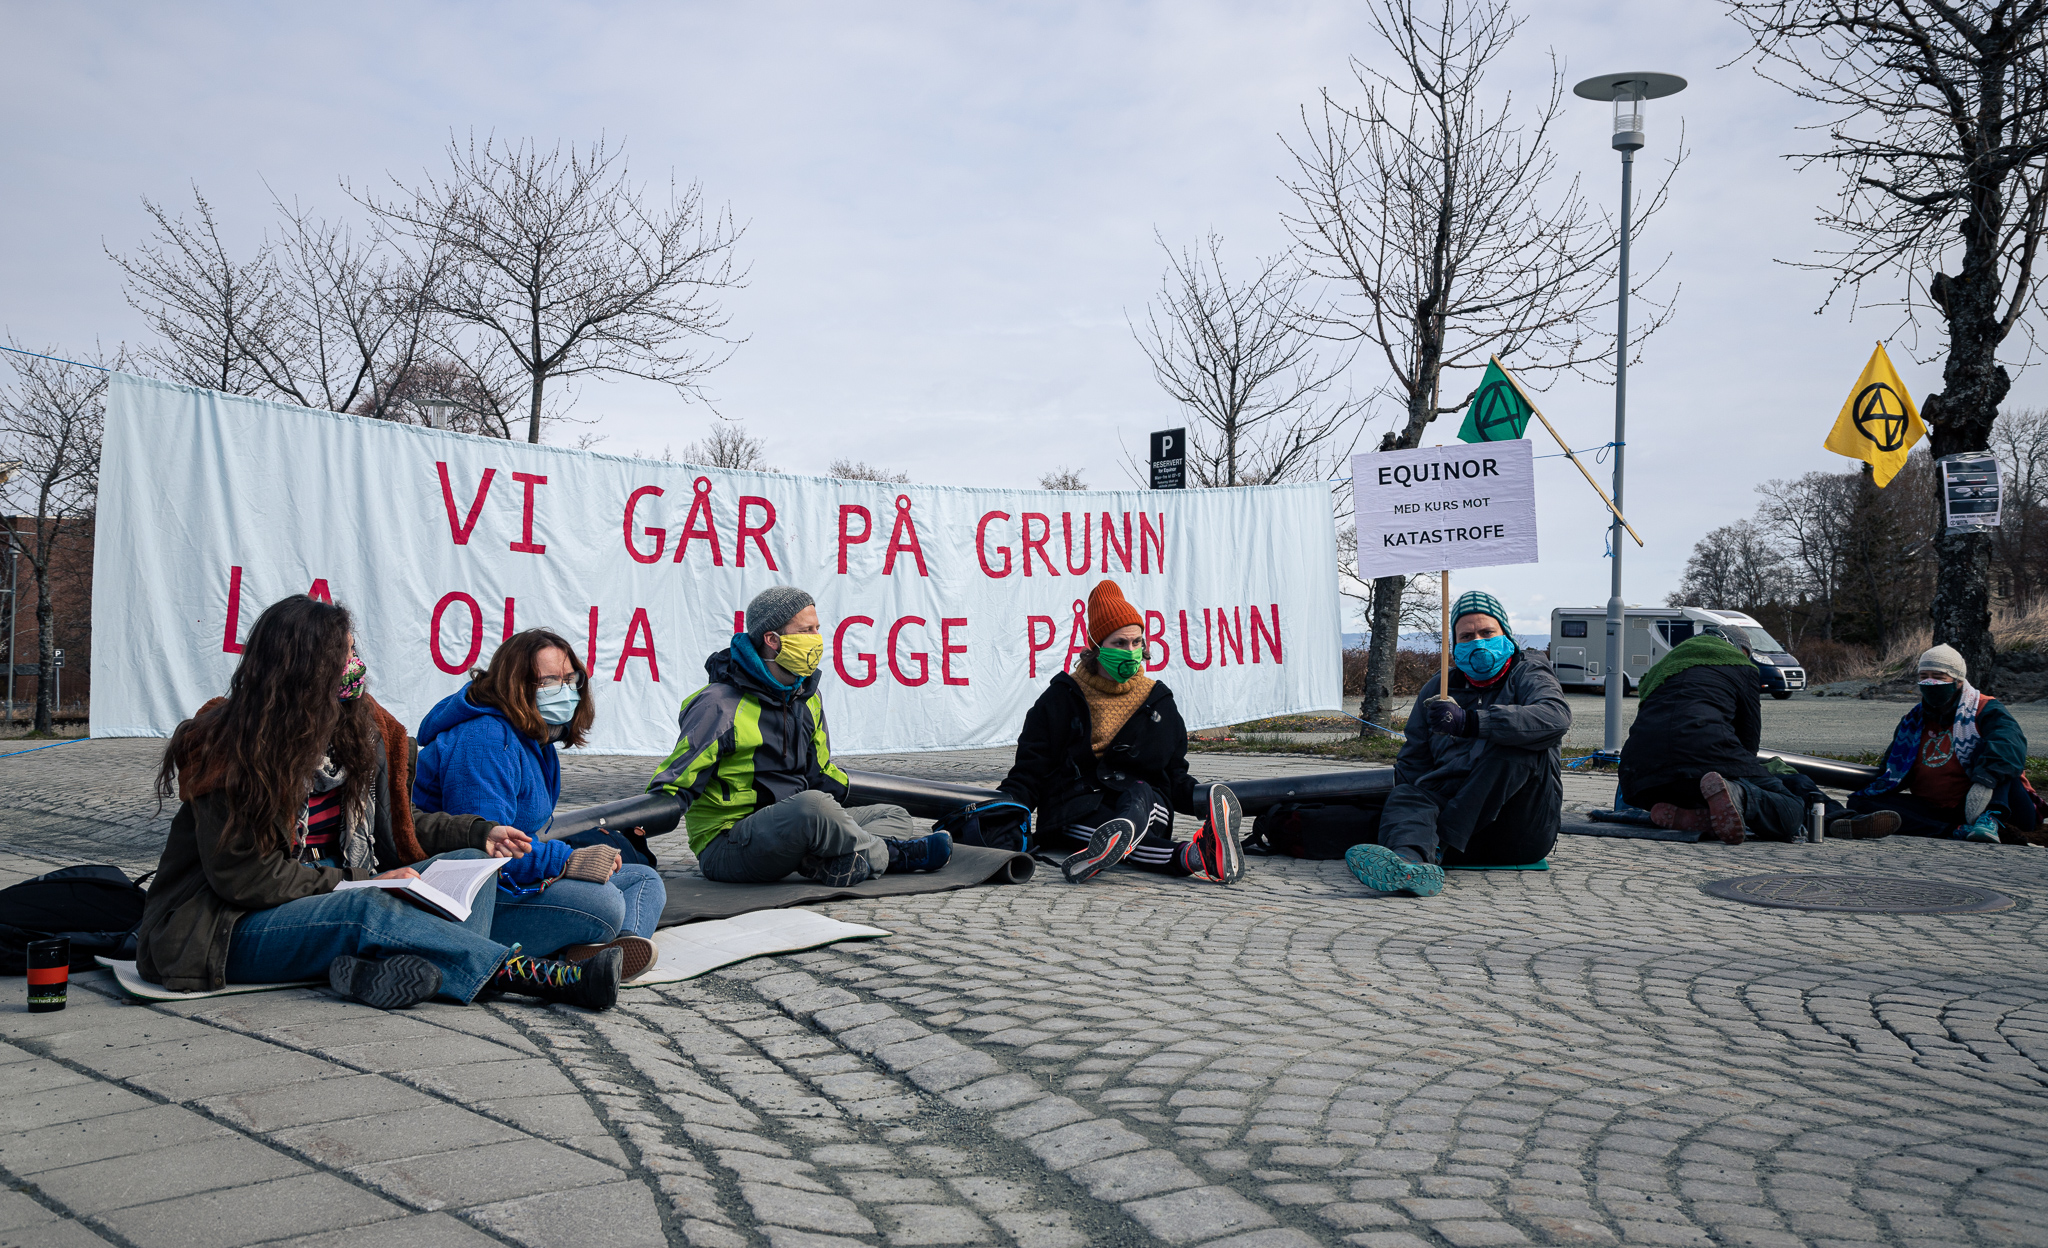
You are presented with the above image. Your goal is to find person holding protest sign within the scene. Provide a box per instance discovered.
[137,596,621,1010]
[413,629,666,978]
[1347,592,1567,897]
[1845,645,2040,842]
[996,580,1245,884]
[650,587,954,885]
[1619,628,1887,843]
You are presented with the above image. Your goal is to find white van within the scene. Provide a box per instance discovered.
[1547,606,1807,699]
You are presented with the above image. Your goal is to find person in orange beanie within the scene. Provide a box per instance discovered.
[995,580,1244,884]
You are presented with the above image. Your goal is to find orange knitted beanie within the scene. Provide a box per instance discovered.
[1087,580,1143,645]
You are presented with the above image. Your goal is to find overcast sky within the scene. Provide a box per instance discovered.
[5,1,2041,639]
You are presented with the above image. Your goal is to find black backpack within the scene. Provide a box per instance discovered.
[0,864,150,973]
[932,799,1033,853]
[1246,803,1380,860]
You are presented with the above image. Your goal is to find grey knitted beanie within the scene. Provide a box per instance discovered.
[1918,643,1967,683]
[746,586,815,644]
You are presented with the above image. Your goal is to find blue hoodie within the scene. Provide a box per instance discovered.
[413,686,570,894]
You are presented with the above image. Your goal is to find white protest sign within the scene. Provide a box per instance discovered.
[1350,440,1539,580]
[92,374,1344,754]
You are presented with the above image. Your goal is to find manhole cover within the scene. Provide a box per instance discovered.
[1700,873,2015,914]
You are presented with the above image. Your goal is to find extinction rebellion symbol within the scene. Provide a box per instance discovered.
[1470,379,1530,442]
[1853,382,1910,451]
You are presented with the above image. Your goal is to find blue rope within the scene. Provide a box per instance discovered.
[0,345,111,372]
[0,737,90,759]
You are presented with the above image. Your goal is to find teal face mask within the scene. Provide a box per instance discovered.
[536,683,581,726]
[1453,635,1515,681]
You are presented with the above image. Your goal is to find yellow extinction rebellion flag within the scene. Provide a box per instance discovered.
[1823,342,1924,487]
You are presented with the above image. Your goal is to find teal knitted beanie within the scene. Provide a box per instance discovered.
[1449,590,1512,640]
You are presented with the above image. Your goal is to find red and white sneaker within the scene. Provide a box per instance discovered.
[1184,785,1245,883]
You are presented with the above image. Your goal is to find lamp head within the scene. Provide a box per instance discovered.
[1573,72,1686,151]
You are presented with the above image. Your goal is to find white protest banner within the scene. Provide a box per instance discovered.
[92,374,1343,755]
[1350,440,1539,580]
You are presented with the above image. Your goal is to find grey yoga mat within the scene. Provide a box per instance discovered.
[656,843,1036,927]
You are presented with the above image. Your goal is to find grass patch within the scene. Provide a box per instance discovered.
[1228,714,1359,732]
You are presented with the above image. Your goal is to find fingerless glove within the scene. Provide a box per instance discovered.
[562,845,622,883]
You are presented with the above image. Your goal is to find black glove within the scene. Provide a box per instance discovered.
[1425,699,1467,736]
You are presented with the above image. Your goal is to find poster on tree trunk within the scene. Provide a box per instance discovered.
[91,374,1344,754]
[1940,452,2001,531]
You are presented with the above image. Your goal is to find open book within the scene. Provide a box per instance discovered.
[335,856,504,922]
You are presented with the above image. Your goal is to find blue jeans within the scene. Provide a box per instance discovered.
[491,864,665,955]
[223,850,508,1003]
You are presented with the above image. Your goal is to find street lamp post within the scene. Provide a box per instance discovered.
[1573,71,1685,754]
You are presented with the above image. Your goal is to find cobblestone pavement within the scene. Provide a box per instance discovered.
[4,739,2048,1247]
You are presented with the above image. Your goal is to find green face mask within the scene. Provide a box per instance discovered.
[1096,645,1143,683]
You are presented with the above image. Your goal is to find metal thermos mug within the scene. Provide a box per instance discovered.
[1809,803,1826,844]
[26,937,69,1012]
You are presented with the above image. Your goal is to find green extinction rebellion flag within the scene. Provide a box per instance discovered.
[1457,358,1534,444]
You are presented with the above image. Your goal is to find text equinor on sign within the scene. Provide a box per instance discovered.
[1350,440,1539,579]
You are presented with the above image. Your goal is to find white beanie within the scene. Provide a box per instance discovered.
[1918,644,1967,683]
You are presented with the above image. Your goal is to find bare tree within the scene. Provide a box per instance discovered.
[109,187,272,395]
[1991,407,2048,610]
[1754,470,1861,639]
[111,186,443,420]
[0,344,123,733]
[1039,467,1088,491]
[682,423,775,472]
[829,459,910,483]
[1284,0,1680,728]
[361,134,745,444]
[1668,520,1785,615]
[1132,231,1363,489]
[1728,0,2048,679]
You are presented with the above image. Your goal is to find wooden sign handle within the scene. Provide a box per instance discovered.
[1438,569,1452,701]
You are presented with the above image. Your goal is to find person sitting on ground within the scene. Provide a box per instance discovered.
[1347,591,1568,898]
[1620,627,1897,843]
[995,580,1244,885]
[136,595,620,1010]
[1845,644,2038,842]
[414,628,666,980]
[649,586,952,885]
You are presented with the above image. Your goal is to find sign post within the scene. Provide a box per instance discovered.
[1149,428,1186,491]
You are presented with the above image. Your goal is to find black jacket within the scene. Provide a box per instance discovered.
[1394,653,1571,790]
[997,673,1197,831]
[1619,661,1766,805]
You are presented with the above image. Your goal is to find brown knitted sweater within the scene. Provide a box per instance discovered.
[1071,657,1155,757]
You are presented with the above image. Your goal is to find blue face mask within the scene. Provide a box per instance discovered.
[1453,635,1515,682]
[536,683,581,726]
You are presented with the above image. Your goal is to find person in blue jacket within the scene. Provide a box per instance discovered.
[415,628,665,978]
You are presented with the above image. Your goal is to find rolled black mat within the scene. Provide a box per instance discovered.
[843,766,1398,818]
[1755,749,1881,789]
[544,791,684,842]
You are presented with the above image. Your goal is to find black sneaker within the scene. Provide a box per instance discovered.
[1198,785,1245,883]
[813,850,872,887]
[487,947,621,1011]
[329,953,441,1010]
[1062,818,1140,883]
[886,830,954,874]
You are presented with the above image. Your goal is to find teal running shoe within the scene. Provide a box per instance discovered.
[1960,812,2003,843]
[1345,843,1444,897]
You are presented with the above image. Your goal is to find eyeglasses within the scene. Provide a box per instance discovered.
[536,675,582,690]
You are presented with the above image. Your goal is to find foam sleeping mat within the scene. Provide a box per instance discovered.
[657,843,1036,927]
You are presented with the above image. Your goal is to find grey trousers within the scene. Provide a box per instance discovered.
[696,790,923,883]
[1378,747,1561,866]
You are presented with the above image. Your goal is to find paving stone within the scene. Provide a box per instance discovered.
[28,1134,306,1214]
[92,1172,402,1248]
[465,1179,668,1248]
[263,1212,503,1247]
[876,1202,994,1244]
[351,1138,621,1210]
[0,1103,230,1175]
[1123,1184,1278,1243]
[270,1102,529,1166]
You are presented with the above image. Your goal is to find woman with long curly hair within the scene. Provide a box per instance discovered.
[413,628,666,979]
[135,595,621,1010]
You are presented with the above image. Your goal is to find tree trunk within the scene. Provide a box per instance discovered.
[33,557,54,735]
[1924,322,2011,688]
[1358,573,1406,735]
[526,368,545,444]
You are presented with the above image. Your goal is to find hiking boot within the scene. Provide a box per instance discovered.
[1063,818,1140,883]
[1182,812,1244,884]
[1345,843,1444,897]
[328,953,440,1010]
[1649,803,1712,835]
[488,947,621,1011]
[886,831,953,874]
[1959,811,2003,843]
[1827,810,1900,840]
[559,936,659,982]
[812,851,873,887]
[1699,772,1746,844]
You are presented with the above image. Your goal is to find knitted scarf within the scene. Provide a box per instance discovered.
[1071,655,1154,757]
[1636,634,1753,703]
[1860,681,1989,797]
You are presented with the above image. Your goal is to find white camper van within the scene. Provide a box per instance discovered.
[1547,606,1807,699]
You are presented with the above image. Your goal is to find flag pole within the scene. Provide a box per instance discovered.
[1492,355,1644,547]
[1439,570,1451,701]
